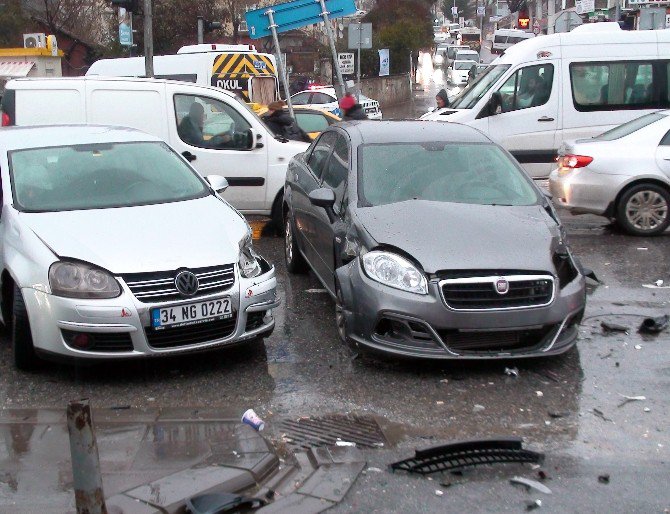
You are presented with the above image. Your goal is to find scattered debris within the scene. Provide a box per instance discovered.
[305,288,328,293]
[639,315,669,334]
[591,408,612,422]
[656,280,664,287]
[538,370,560,383]
[241,409,265,431]
[599,350,613,359]
[436,401,445,405]
[435,489,444,497]
[548,411,569,419]
[617,394,646,408]
[642,281,670,289]
[637,247,648,251]
[440,482,454,488]
[440,379,449,384]
[510,476,553,495]
[644,407,651,413]
[335,440,356,447]
[598,474,610,484]
[634,345,642,350]
[536,391,544,398]
[601,321,629,334]
[537,470,548,480]
[366,467,383,473]
[390,437,544,475]
[526,499,543,511]
[473,404,486,413]
[505,367,519,377]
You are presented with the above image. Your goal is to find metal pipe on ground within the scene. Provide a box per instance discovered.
[67,399,108,514]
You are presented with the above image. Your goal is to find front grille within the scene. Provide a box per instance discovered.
[437,327,552,353]
[122,264,235,303]
[441,275,554,310]
[61,330,134,353]
[145,316,237,349]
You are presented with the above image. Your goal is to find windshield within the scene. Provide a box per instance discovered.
[9,141,209,212]
[593,112,665,141]
[455,62,475,70]
[358,142,538,207]
[450,64,511,109]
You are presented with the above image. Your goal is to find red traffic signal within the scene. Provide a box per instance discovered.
[518,10,530,28]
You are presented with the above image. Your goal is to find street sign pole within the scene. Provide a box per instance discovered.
[266,8,295,117]
[197,17,204,44]
[143,0,154,77]
[318,0,347,99]
[357,23,361,101]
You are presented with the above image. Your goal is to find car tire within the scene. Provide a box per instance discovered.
[616,183,670,236]
[271,193,284,234]
[12,285,38,371]
[284,212,307,274]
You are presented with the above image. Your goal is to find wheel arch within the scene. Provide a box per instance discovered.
[1,270,16,326]
[613,177,670,214]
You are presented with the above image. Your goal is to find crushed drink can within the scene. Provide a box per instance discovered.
[241,409,265,431]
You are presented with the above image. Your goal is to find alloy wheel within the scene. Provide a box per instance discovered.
[625,190,668,233]
[285,218,293,264]
[335,287,347,343]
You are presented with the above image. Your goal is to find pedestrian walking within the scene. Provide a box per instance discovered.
[339,93,368,121]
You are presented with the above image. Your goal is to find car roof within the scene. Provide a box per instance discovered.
[294,87,336,97]
[0,125,161,152]
[336,120,492,145]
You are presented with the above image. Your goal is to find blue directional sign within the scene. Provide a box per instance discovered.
[244,0,357,39]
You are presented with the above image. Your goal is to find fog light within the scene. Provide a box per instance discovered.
[72,333,91,349]
[263,310,273,324]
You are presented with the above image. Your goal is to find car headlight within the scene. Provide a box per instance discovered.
[238,226,261,279]
[49,261,121,299]
[361,251,428,295]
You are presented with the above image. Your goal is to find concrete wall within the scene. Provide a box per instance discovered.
[360,73,411,107]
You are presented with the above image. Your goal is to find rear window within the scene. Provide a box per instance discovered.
[593,112,665,141]
[494,35,507,43]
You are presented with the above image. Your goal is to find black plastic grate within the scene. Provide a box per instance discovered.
[390,437,543,475]
[277,415,387,449]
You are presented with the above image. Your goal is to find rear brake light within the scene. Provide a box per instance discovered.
[1,112,12,127]
[558,154,592,169]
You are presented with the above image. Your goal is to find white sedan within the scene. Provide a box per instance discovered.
[449,60,478,85]
[0,125,279,369]
[290,86,383,120]
[549,111,670,236]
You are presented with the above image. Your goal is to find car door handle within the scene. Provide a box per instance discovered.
[538,116,555,122]
[182,151,197,162]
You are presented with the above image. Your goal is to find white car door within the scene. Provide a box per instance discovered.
[166,85,269,212]
[485,61,560,178]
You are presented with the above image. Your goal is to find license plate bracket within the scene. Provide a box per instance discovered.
[151,298,233,330]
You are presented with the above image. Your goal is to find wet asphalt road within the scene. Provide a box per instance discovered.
[1,49,669,511]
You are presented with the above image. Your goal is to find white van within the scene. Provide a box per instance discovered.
[421,23,670,178]
[491,29,535,55]
[87,44,279,105]
[1,76,308,224]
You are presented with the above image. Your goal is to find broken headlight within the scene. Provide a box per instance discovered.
[238,226,261,279]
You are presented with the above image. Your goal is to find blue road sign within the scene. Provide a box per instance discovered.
[245,0,357,39]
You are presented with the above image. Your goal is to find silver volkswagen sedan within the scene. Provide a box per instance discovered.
[0,125,279,369]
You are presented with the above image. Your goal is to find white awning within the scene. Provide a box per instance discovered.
[0,61,35,79]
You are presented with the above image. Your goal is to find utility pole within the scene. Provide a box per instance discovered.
[143,0,153,77]
[197,16,204,44]
[318,0,346,98]
[266,8,295,117]
[548,0,555,33]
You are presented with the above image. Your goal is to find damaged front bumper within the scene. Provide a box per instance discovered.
[336,259,586,360]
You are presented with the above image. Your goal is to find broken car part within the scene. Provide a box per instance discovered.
[638,314,669,334]
[601,321,629,333]
[389,437,544,475]
[186,492,265,514]
[510,476,553,495]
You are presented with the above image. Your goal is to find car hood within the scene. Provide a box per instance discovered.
[354,201,559,274]
[19,196,247,274]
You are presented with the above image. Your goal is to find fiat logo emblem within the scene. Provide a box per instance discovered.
[495,278,510,295]
[175,270,199,297]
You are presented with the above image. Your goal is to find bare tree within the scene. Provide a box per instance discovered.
[24,0,112,44]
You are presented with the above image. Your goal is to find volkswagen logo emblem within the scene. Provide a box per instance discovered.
[175,270,199,297]
[495,278,510,295]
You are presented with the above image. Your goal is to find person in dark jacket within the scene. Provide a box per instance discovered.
[262,101,311,143]
[339,93,368,121]
[436,89,449,109]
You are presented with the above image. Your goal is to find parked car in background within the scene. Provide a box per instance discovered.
[492,29,535,55]
[257,105,340,140]
[1,76,309,227]
[550,111,670,236]
[0,125,279,369]
[454,49,480,64]
[449,60,478,85]
[290,86,383,120]
[283,121,586,360]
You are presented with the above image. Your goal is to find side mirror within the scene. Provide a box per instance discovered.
[308,187,336,209]
[487,92,503,117]
[247,128,259,150]
[205,175,228,194]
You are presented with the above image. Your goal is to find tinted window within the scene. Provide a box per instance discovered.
[449,64,511,109]
[359,143,538,207]
[322,135,349,214]
[174,94,251,150]
[571,62,656,111]
[295,112,331,133]
[594,112,666,142]
[9,142,208,212]
[307,132,337,179]
[497,63,554,112]
[310,93,335,104]
[291,92,312,105]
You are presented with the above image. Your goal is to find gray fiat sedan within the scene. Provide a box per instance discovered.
[283,121,586,359]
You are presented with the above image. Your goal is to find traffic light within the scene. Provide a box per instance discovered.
[518,9,530,29]
[111,0,139,13]
[204,20,222,32]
